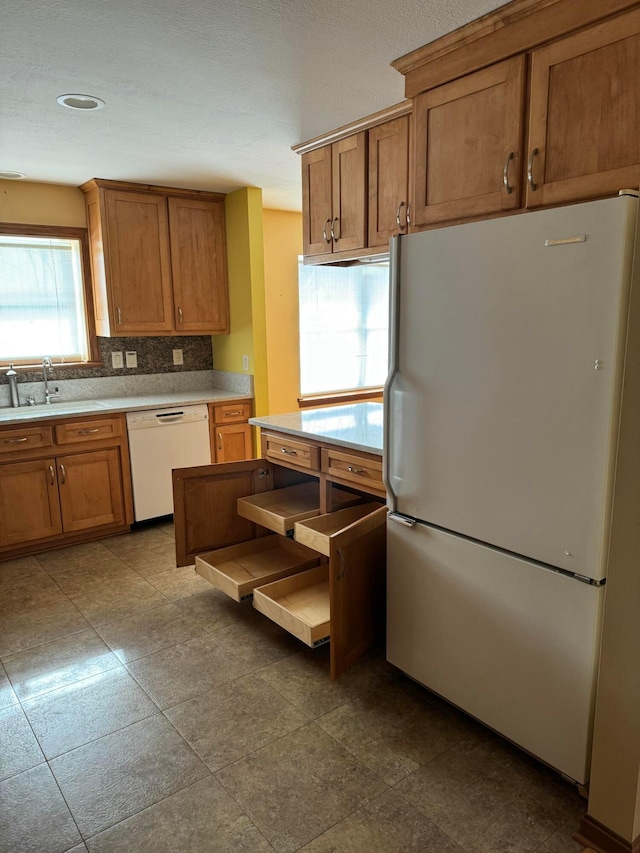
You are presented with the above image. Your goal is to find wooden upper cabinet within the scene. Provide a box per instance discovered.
[81,179,229,336]
[302,146,333,257]
[412,55,526,228]
[168,197,229,333]
[301,133,366,258]
[368,115,410,247]
[331,133,367,253]
[527,7,640,208]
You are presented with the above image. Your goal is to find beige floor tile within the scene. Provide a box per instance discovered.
[536,824,585,852]
[0,705,45,781]
[217,722,388,853]
[147,564,214,600]
[2,629,120,702]
[50,559,140,599]
[95,603,205,663]
[258,646,395,718]
[0,663,18,709]
[300,788,466,852]
[102,527,175,561]
[0,599,90,657]
[210,606,302,669]
[0,573,69,617]
[70,578,167,627]
[156,521,175,539]
[316,678,480,785]
[116,543,178,577]
[126,634,254,710]
[23,668,158,759]
[165,673,308,771]
[396,732,586,853]
[36,541,121,575]
[174,587,248,632]
[85,776,271,852]
[0,763,82,853]
[0,555,49,584]
[50,715,209,838]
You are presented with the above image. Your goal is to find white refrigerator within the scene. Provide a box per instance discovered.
[384,193,640,785]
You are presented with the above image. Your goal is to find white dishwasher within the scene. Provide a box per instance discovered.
[126,404,211,521]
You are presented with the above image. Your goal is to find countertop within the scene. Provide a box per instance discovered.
[0,389,252,426]
[249,402,383,455]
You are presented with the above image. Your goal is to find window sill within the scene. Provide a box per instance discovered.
[298,388,383,409]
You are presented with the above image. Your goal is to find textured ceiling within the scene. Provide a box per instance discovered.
[2,0,512,210]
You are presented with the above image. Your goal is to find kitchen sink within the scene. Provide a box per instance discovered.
[0,400,109,419]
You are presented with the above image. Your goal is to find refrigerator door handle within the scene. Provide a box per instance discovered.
[383,235,402,513]
[388,511,416,527]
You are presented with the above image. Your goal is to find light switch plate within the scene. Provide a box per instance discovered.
[111,351,124,369]
[125,351,137,368]
[172,348,183,365]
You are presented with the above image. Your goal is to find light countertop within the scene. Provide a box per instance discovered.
[249,402,383,455]
[0,390,252,426]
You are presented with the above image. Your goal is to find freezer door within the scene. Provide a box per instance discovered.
[387,519,604,784]
[387,195,638,580]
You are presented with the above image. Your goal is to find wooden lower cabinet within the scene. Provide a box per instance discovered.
[0,414,132,559]
[208,401,253,463]
[172,454,387,679]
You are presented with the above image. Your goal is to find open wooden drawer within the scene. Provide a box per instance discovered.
[253,564,330,647]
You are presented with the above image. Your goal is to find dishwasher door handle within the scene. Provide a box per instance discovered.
[155,412,185,424]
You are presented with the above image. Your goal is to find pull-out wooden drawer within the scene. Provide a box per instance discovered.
[54,416,123,446]
[0,424,53,457]
[237,481,361,535]
[194,535,321,601]
[261,431,320,472]
[294,502,385,555]
[211,402,251,424]
[253,565,331,648]
[322,447,384,495]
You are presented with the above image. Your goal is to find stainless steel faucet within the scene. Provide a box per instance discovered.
[42,356,59,404]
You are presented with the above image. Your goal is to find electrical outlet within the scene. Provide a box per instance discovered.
[242,354,249,371]
[172,348,183,366]
[111,351,124,369]
[125,351,137,368]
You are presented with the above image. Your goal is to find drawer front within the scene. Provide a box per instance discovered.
[54,417,123,446]
[322,448,384,493]
[262,432,320,472]
[212,402,251,424]
[0,425,53,457]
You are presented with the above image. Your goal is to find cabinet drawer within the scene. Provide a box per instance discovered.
[253,565,330,648]
[262,432,320,471]
[237,482,361,536]
[0,425,53,457]
[212,402,251,424]
[194,534,321,602]
[322,448,384,494]
[294,502,385,556]
[54,417,123,446]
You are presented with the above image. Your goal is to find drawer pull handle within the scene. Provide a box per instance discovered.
[224,411,242,417]
[347,465,367,475]
[503,151,514,194]
[281,447,297,456]
[49,465,55,485]
[218,432,222,450]
[59,463,66,484]
[117,306,122,325]
[78,428,100,435]
[177,306,183,323]
[527,148,538,192]
[4,436,28,444]
[336,548,346,580]
[322,219,332,244]
[330,217,340,243]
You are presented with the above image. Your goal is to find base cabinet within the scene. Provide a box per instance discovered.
[173,448,387,679]
[208,401,253,463]
[0,458,63,546]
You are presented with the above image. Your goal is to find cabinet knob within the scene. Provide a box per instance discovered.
[527,148,539,192]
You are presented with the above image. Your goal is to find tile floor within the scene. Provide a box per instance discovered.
[0,524,590,853]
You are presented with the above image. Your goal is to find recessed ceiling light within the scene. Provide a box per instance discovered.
[56,94,105,111]
[0,170,26,180]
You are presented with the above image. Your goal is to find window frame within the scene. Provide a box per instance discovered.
[0,222,101,370]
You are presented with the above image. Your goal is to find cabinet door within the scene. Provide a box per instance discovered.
[168,197,229,333]
[57,449,125,533]
[214,424,252,464]
[329,504,387,679]
[412,56,525,228]
[331,133,367,253]
[0,458,62,547]
[104,190,174,334]
[527,8,640,208]
[368,116,410,247]
[302,146,333,257]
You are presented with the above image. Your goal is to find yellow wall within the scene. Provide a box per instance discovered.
[0,180,86,226]
[263,209,302,414]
